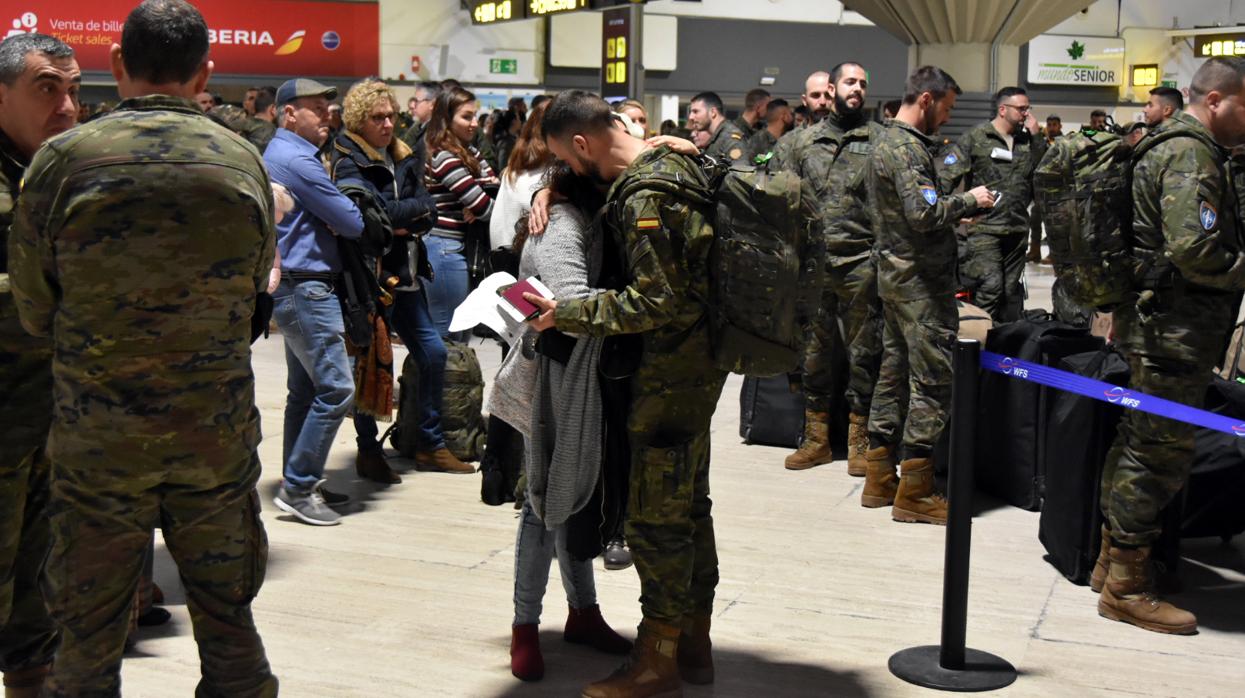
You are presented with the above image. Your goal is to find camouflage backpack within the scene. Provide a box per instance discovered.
[613,155,813,377]
[1034,127,1218,310]
[440,341,487,462]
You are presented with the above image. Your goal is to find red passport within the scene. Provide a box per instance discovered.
[499,277,553,321]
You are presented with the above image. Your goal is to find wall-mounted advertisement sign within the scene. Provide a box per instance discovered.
[1027,35,1125,87]
[1,1,379,78]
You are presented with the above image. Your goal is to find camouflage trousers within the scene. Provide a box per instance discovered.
[625,369,727,625]
[41,453,277,697]
[1100,353,1209,547]
[960,231,1028,323]
[867,295,957,458]
[0,298,57,674]
[801,257,884,416]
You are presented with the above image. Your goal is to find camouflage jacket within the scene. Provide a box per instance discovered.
[732,114,756,140]
[239,117,277,154]
[7,94,276,466]
[704,119,748,166]
[770,110,882,265]
[939,120,1046,236]
[745,128,777,163]
[0,129,26,290]
[867,119,978,301]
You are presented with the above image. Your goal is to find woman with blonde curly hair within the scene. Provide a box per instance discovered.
[326,78,473,479]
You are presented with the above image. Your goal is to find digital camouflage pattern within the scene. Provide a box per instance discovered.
[865,119,977,454]
[769,111,884,415]
[0,128,57,675]
[239,116,277,153]
[703,119,748,166]
[744,128,776,164]
[7,95,278,697]
[441,342,486,461]
[1102,111,1245,546]
[940,121,1046,322]
[554,146,727,623]
[732,114,756,140]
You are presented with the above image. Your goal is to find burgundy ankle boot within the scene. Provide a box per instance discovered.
[564,604,632,655]
[510,623,544,681]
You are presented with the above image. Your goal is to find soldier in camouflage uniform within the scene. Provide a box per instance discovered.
[7,2,277,695]
[940,87,1046,322]
[0,33,78,698]
[530,90,727,698]
[743,98,791,163]
[770,63,885,479]
[1090,57,1245,635]
[688,91,748,166]
[864,66,994,526]
[731,87,770,140]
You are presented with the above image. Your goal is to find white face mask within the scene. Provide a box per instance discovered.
[612,111,645,140]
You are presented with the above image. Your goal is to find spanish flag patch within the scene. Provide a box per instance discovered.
[637,217,661,231]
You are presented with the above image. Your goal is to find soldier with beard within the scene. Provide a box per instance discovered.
[770,63,886,480]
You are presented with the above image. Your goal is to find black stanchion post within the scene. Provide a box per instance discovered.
[888,339,1018,692]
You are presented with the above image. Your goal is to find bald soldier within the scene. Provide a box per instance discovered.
[0,32,78,698]
[7,1,277,694]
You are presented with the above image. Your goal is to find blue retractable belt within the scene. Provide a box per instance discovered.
[979,351,1245,437]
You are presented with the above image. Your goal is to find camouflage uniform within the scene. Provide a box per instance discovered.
[0,129,57,680]
[866,120,979,456]
[940,122,1046,321]
[703,119,748,166]
[1101,112,1245,546]
[732,114,756,140]
[770,110,884,418]
[238,117,277,154]
[554,146,727,624]
[7,95,278,697]
[744,128,777,163]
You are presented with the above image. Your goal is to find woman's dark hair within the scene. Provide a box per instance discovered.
[512,164,605,257]
[426,87,483,175]
[505,101,554,182]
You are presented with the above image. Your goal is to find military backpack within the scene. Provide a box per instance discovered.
[1034,127,1219,310]
[612,154,813,377]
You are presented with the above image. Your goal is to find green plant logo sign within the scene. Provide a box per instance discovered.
[1028,35,1124,86]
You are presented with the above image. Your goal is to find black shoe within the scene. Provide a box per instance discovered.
[137,607,172,627]
[603,537,632,571]
[314,479,351,506]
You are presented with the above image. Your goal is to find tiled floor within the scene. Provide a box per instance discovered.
[120,261,1245,696]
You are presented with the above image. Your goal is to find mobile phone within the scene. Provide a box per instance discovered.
[990,189,1003,204]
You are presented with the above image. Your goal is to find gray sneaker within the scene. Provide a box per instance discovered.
[274,487,341,526]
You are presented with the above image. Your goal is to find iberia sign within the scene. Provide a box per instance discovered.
[0,1,378,78]
[1027,35,1125,87]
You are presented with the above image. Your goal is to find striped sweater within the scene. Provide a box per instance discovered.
[425,145,495,234]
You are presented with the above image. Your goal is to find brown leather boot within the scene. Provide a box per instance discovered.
[784,410,831,470]
[860,445,897,508]
[1089,524,1110,593]
[677,614,713,685]
[3,664,50,698]
[415,448,475,474]
[356,449,402,484]
[846,414,869,477]
[1098,544,1197,634]
[891,457,947,525]
[581,618,682,698]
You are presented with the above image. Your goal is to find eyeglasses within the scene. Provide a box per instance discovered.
[368,112,395,125]
[1002,103,1032,113]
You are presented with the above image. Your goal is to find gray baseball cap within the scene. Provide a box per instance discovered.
[276,78,337,106]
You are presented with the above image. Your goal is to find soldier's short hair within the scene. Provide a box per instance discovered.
[744,88,771,110]
[993,86,1027,110]
[882,99,901,118]
[121,0,209,85]
[0,33,73,86]
[765,98,790,124]
[1046,114,1062,123]
[253,86,277,114]
[1090,109,1108,118]
[829,62,865,84]
[691,92,724,115]
[1149,86,1184,111]
[793,105,811,121]
[1191,57,1245,104]
[902,66,961,105]
[542,90,615,141]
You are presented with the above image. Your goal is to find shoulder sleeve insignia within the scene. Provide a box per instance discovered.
[1200,200,1218,231]
[728,148,743,160]
[920,185,938,206]
[944,153,958,166]
[636,217,661,231]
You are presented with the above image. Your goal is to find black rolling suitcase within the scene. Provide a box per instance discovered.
[977,311,1104,510]
[1038,347,1130,584]
[1178,376,1245,541]
[740,375,805,448]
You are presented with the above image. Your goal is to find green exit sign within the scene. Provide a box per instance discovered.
[489,58,517,74]
[1160,79,1177,88]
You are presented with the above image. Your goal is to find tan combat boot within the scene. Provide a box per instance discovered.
[581,618,682,698]
[861,445,898,508]
[1089,524,1110,593]
[891,457,947,525]
[846,414,869,477]
[784,410,831,471]
[677,614,713,685]
[1098,544,1197,635]
[3,664,50,698]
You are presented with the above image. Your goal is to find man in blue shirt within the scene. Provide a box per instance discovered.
[264,78,363,526]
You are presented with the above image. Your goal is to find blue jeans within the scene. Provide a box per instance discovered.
[354,289,448,452]
[273,279,356,494]
[424,234,470,343]
[513,499,596,626]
